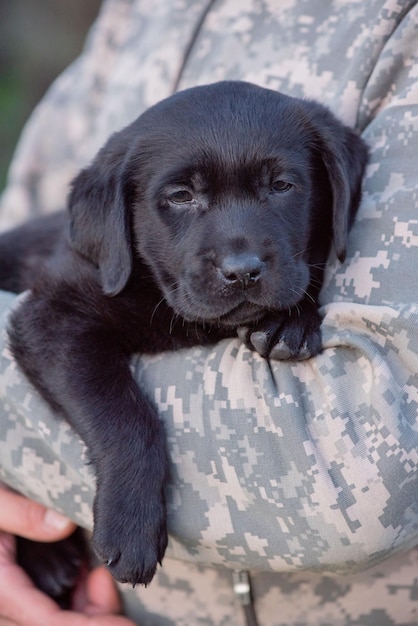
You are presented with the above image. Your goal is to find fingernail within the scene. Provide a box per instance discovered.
[44,509,71,531]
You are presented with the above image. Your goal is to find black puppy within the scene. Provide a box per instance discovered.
[0,81,367,601]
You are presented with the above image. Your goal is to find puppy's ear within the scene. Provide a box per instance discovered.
[306,103,368,262]
[68,137,134,296]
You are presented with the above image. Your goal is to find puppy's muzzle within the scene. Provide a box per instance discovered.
[218,252,264,290]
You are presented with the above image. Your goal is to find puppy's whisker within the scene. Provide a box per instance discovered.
[150,280,184,327]
[169,312,181,335]
[150,296,169,325]
[307,262,327,270]
[289,248,306,261]
[301,289,316,305]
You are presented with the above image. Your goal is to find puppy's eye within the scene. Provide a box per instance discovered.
[168,189,194,204]
[270,179,293,194]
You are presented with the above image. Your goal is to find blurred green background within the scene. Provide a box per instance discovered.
[0,0,101,192]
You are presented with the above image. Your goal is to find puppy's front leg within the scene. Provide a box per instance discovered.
[9,298,168,586]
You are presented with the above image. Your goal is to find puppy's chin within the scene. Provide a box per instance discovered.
[216,302,266,327]
[175,300,266,328]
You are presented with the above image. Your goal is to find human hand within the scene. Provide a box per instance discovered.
[0,485,136,625]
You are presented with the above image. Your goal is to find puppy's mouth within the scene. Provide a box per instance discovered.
[163,271,301,327]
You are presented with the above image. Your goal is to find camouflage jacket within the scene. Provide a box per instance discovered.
[1,1,418,624]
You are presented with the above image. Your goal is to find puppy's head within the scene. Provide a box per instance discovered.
[68,81,367,326]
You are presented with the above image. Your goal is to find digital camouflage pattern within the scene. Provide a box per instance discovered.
[1,1,418,624]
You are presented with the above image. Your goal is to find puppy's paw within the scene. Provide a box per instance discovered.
[16,528,89,608]
[238,307,322,361]
[92,489,168,587]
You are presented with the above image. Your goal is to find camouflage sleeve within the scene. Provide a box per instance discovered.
[0,2,418,623]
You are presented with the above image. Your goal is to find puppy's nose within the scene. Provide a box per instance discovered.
[219,253,263,289]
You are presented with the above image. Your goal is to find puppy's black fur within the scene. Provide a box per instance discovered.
[0,81,368,601]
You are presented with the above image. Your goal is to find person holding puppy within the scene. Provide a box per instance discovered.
[0,1,418,625]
